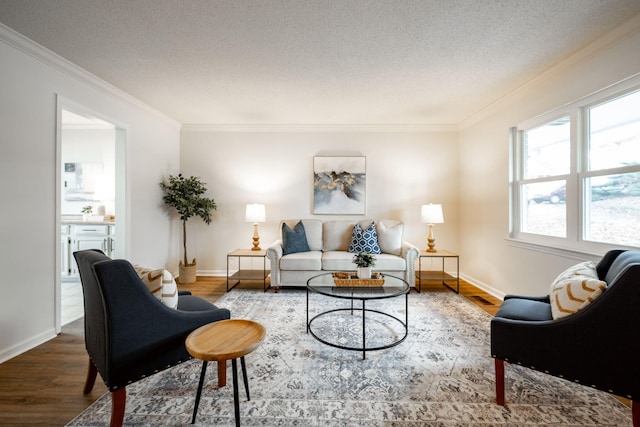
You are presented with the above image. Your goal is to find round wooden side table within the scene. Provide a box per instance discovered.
[185,319,266,426]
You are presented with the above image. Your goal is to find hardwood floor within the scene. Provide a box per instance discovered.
[0,277,499,426]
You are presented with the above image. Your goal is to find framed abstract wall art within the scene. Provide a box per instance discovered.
[313,156,366,214]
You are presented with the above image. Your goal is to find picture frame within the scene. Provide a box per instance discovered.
[313,156,366,214]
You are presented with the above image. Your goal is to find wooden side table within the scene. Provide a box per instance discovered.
[186,319,266,426]
[227,249,270,292]
[416,249,460,293]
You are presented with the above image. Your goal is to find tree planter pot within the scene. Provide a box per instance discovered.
[179,259,197,284]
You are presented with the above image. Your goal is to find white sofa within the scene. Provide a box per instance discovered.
[266,219,419,288]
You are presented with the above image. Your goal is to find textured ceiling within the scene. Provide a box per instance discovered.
[1,0,640,126]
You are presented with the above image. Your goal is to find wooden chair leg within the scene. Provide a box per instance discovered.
[495,358,505,406]
[83,359,98,394]
[632,400,639,427]
[110,388,126,427]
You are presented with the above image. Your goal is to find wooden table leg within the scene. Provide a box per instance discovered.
[218,359,226,387]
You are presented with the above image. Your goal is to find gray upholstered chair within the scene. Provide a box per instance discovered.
[491,249,640,426]
[74,249,231,427]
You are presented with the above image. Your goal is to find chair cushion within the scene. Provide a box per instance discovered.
[133,266,178,309]
[282,221,311,255]
[377,220,403,256]
[549,261,606,319]
[177,294,218,311]
[348,221,381,254]
[495,298,553,321]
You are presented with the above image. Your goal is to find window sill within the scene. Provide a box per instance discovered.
[504,238,605,261]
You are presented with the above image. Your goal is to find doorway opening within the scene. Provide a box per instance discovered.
[57,102,126,328]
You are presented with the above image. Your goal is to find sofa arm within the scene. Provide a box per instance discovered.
[265,240,283,286]
[401,241,420,287]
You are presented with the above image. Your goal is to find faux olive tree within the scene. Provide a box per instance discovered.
[160,174,217,282]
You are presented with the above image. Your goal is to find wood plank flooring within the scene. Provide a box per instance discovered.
[0,277,498,425]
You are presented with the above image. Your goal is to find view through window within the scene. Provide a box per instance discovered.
[513,85,640,250]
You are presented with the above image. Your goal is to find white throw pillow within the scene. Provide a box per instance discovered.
[376,220,403,256]
[549,261,606,319]
[133,265,179,309]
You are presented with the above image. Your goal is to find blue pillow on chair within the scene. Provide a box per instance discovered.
[349,222,381,254]
[282,221,311,255]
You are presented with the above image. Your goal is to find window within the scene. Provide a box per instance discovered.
[511,81,640,252]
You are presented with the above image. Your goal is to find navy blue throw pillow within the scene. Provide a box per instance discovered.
[282,221,311,255]
[348,222,381,254]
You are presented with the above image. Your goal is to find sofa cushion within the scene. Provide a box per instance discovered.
[348,221,381,254]
[282,221,311,255]
[374,253,406,270]
[323,221,355,251]
[322,251,358,271]
[133,266,178,309]
[549,261,607,319]
[377,220,404,256]
[280,251,322,271]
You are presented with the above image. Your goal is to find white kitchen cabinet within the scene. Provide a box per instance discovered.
[61,223,115,279]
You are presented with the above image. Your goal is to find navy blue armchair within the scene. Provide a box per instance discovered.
[491,249,640,426]
[74,249,231,427]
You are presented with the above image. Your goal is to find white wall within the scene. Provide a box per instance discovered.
[179,127,459,274]
[458,15,640,298]
[0,26,181,362]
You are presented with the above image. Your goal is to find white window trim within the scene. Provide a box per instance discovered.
[509,74,640,256]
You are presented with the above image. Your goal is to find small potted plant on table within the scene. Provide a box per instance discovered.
[353,252,376,279]
[81,205,93,222]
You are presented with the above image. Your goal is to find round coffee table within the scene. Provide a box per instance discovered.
[185,319,266,426]
[306,272,409,359]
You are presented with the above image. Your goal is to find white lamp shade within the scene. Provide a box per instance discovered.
[245,203,266,223]
[421,204,444,224]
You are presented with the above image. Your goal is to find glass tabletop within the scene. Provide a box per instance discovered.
[307,272,409,300]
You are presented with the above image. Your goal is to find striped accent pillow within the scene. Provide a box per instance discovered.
[133,265,179,309]
[549,261,606,319]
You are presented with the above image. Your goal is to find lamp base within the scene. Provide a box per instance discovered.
[426,224,437,252]
[251,223,261,250]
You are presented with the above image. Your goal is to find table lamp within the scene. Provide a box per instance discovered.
[246,203,266,250]
[421,204,444,252]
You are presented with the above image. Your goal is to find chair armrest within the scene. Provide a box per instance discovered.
[265,240,283,286]
[503,294,550,303]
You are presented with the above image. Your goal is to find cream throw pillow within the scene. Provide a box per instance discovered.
[133,265,179,309]
[376,220,403,256]
[549,261,606,319]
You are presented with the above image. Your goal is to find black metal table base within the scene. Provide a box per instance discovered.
[191,357,250,426]
[307,294,408,360]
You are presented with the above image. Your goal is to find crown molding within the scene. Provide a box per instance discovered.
[181,123,458,133]
[458,11,640,130]
[0,23,180,129]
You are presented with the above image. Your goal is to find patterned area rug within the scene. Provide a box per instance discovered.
[67,288,631,426]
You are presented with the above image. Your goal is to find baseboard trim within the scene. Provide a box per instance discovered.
[460,273,505,301]
[0,328,57,364]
